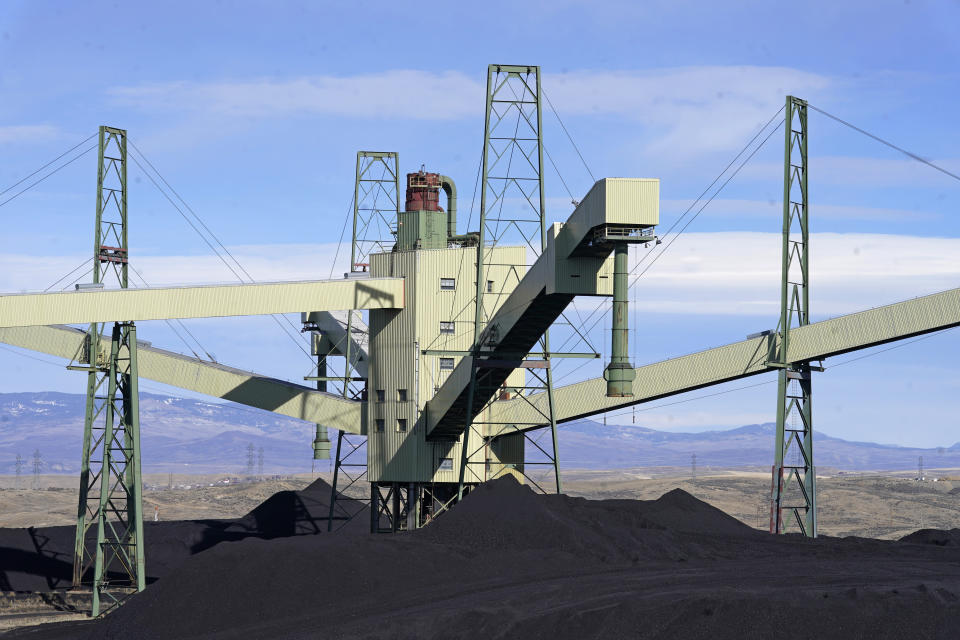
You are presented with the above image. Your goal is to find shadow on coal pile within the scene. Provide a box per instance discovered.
[9,476,960,640]
[900,528,960,547]
[0,478,367,594]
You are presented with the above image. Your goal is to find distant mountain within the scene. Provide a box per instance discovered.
[0,392,955,474]
[0,391,314,474]
[557,420,960,472]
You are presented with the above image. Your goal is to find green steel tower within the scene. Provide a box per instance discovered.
[71,126,146,614]
[352,151,401,272]
[770,97,817,537]
[325,151,400,531]
[458,65,562,499]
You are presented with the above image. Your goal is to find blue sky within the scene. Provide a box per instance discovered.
[1,1,959,448]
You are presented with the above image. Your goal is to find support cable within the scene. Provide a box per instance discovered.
[629,106,786,276]
[0,143,98,209]
[0,132,97,198]
[808,104,960,184]
[128,143,311,351]
[502,78,594,356]
[126,144,313,362]
[128,264,212,361]
[632,120,785,282]
[328,194,355,280]
[61,269,93,290]
[552,113,786,364]
[541,87,596,183]
[43,258,91,292]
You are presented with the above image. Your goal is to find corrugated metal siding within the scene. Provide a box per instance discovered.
[789,288,960,361]
[368,251,420,482]
[0,325,364,429]
[553,255,613,296]
[0,278,405,327]
[605,178,659,227]
[367,245,528,483]
[487,287,960,430]
[555,178,659,258]
[488,334,775,427]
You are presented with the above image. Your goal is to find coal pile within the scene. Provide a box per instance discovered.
[900,528,960,547]
[0,477,366,593]
[9,475,960,640]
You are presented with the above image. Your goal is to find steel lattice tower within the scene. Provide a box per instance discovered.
[770,97,817,537]
[458,65,561,499]
[352,152,401,272]
[326,151,400,531]
[71,126,146,614]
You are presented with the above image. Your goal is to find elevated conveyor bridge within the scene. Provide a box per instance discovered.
[0,65,957,608]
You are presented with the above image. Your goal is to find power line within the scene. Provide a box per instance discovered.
[808,104,960,184]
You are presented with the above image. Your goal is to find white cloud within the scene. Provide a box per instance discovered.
[108,71,485,121]
[741,155,960,189]
[631,231,960,316]
[4,233,959,322]
[107,66,833,156]
[0,242,350,293]
[660,198,943,222]
[0,125,60,143]
[544,66,831,156]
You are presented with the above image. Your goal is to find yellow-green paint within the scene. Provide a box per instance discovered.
[0,278,404,328]
[366,245,526,483]
[0,324,364,432]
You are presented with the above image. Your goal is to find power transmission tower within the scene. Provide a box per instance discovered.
[918,455,924,481]
[770,96,817,538]
[246,443,255,477]
[257,446,264,479]
[458,64,562,499]
[70,126,146,615]
[32,449,42,489]
[15,453,23,489]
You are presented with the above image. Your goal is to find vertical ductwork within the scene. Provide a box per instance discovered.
[604,242,636,397]
[439,175,457,238]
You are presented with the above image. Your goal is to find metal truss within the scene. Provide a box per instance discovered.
[352,151,400,272]
[71,126,146,615]
[464,365,561,494]
[770,97,817,537]
[370,483,417,533]
[327,430,370,532]
[459,65,561,500]
[371,483,467,532]
[327,151,400,530]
